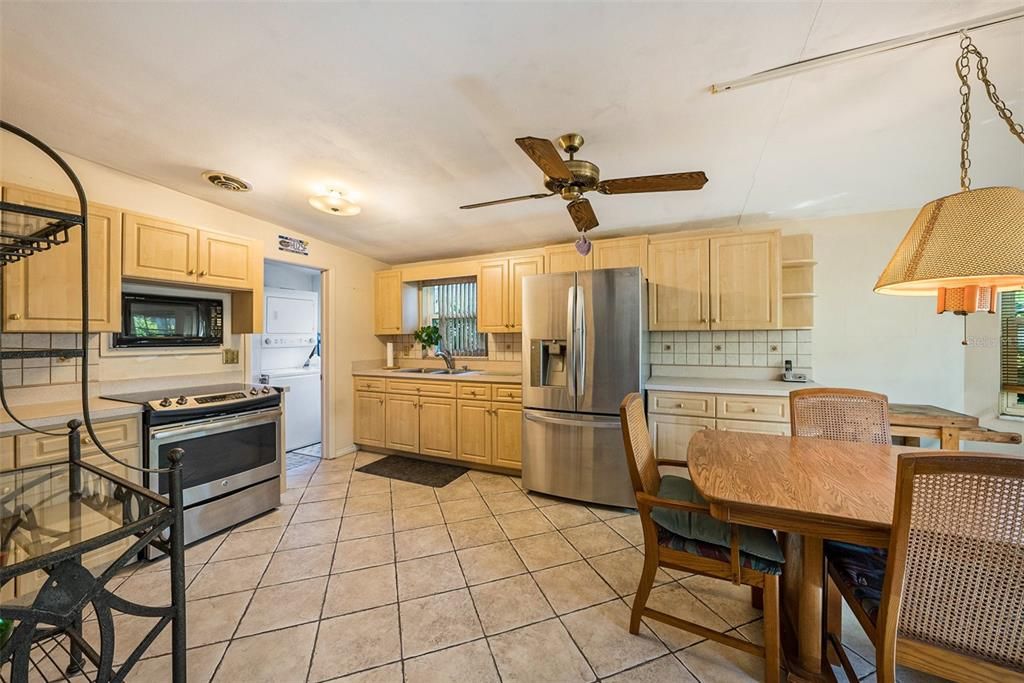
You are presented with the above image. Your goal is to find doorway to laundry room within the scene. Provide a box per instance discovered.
[254,261,324,471]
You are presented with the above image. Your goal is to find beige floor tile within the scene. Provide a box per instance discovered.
[286,472,311,489]
[390,485,438,509]
[601,654,698,683]
[82,613,168,665]
[468,471,519,495]
[399,588,484,658]
[439,496,490,522]
[488,618,595,683]
[175,590,252,651]
[457,540,528,585]
[354,451,387,468]
[259,543,335,586]
[308,604,401,682]
[393,502,444,532]
[301,483,349,503]
[236,575,328,636]
[280,487,303,505]
[533,560,617,615]
[483,490,534,515]
[675,633,763,683]
[345,492,392,516]
[329,661,403,682]
[588,505,635,521]
[308,468,351,486]
[126,642,228,683]
[116,567,198,606]
[183,535,227,566]
[681,573,762,628]
[447,516,506,550]
[524,491,563,508]
[588,547,673,596]
[605,514,645,546]
[540,503,601,529]
[346,475,391,497]
[641,582,731,651]
[334,534,395,573]
[209,527,284,563]
[212,622,317,683]
[234,504,295,531]
[278,518,341,550]
[561,600,669,677]
[495,509,555,539]
[339,510,394,540]
[293,497,348,524]
[394,524,453,560]
[188,554,272,600]
[841,600,878,663]
[323,563,397,617]
[435,477,480,502]
[403,639,499,683]
[562,522,631,558]
[470,574,554,635]
[397,551,466,600]
[511,531,583,571]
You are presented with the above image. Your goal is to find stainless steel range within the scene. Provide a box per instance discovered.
[104,383,283,556]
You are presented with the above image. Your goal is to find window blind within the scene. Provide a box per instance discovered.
[1001,289,1024,392]
[431,279,487,357]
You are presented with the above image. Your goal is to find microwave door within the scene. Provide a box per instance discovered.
[522,272,577,414]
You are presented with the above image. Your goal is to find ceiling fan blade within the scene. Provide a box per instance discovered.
[515,137,574,181]
[598,171,708,195]
[459,192,554,210]
[567,197,599,233]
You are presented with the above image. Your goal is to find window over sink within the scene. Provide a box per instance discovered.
[1000,289,1024,418]
[421,278,487,357]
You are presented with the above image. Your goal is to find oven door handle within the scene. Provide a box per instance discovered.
[150,408,281,442]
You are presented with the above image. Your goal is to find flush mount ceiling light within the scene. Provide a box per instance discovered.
[308,189,361,216]
[874,32,1024,340]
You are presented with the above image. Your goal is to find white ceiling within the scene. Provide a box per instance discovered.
[2,1,1022,264]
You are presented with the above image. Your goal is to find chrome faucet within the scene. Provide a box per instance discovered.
[436,347,456,370]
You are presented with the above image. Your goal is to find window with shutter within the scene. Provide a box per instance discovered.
[1000,289,1024,417]
[421,279,487,357]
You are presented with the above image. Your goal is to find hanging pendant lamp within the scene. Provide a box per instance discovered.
[874,32,1024,320]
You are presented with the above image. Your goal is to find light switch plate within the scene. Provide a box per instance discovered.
[222,348,239,364]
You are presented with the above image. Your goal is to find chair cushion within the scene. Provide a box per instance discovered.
[650,475,785,567]
[824,540,887,624]
[657,526,783,575]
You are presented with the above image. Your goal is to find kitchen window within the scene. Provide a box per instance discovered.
[421,279,487,357]
[1000,289,1024,418]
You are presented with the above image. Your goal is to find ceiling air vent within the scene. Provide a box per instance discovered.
[202,171,252,192]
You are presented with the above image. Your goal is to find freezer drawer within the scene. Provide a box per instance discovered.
[522,409,636,508]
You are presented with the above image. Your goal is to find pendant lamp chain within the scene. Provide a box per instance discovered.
[957,31,1024,191]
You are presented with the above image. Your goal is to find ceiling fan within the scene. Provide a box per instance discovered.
[460,133,708,254]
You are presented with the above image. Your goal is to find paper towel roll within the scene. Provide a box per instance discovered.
[386,342,394,368]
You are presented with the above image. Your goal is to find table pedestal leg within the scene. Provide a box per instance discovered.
[781,533,832,681]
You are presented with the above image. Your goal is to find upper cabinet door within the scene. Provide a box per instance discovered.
[122,213,198,284]
[197,230,255,289]
[2,185,122,332]
[508,255,543,332]
[709,232,780,330]
[374,270,417,335]
[648,237,710,331]
[544,243,593,274]
[591,236,649,272]
[476,259,509,333]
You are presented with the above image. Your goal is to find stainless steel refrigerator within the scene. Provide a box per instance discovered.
[521,266,647,508]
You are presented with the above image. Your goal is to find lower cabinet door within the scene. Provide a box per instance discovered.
[354,391,386,448]
[492,405,523,470]
[457,400,491,464]
[647,414,716,459]
[419,397,457,458]
[386,395,420,452]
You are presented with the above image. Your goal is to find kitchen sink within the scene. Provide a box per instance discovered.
[391,367,476,375]
[392,368,434,373]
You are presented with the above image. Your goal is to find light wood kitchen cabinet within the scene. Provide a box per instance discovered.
[419,397,457,457]
[492,404,523,469]
[353,391,386,448]
[456,387,523,469]
[648,413,715,459]
[385,394,420,452]
[544,242,593,273]
[0,436,14,472]
[2,185,122,332]
[457,399,492,464]
[374,270,418,335]
[715,418,791,436]
[709,232,780,330]
[648,237,710,331]
[477,255,544,333]
[591,236,648,272]
[122,213,198,284]
[197,230,258,289]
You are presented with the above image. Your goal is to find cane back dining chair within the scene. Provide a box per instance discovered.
[619,393,783,683]
[828,452,1024,683]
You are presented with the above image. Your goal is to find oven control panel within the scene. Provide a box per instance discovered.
[147,386,276,412]
[195,392,247,404]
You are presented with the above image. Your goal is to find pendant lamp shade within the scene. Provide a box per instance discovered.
[874,186,1024,296]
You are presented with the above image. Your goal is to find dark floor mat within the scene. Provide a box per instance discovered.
[356,455,468,488]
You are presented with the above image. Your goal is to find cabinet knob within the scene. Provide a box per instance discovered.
[700,317,707,323]
[751,407,759,413]
[9,313,21,320]
[188,269,196,275]
[83,436,93,444]
[378,399,384,405]
[199,270,207,277]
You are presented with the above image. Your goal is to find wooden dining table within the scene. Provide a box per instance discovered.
[686,429,922,682]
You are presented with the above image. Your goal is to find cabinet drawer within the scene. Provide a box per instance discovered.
[492,385,522,403]
[716,419,791,436]
[458,383,492,401]
[354,377,386,392]
[648,391,715,418]
[715,395,789,423]
[15,417,140,468]
[386,379,457,398]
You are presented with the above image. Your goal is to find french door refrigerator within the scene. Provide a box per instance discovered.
[521,266,647,508]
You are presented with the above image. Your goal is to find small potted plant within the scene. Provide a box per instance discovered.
[413,325,441,358]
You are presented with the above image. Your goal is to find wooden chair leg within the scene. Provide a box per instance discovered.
[826,575,843,666]
[630,547,659,634]
[762,574,781,683]
[750,586,764,610]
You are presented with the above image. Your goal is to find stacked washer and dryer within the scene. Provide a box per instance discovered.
[256,287,322,453]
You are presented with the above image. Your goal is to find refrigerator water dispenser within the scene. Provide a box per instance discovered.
[530,340,569,388]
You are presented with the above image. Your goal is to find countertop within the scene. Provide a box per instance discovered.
[646,375,818,397]
[1,398,142,436]
[353,368,521,384]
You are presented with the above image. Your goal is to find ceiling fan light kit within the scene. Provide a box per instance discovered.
[309,188,361,216]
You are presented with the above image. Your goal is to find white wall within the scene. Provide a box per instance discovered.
[265,260,320,293]
[963,310,1024,453]
[1,137,386,454]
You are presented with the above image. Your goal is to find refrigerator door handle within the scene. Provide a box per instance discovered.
[576,285,586,398]
[523,411,621,429]
[566,286,576,398]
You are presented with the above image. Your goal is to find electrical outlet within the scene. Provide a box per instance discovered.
[222,348,239,364]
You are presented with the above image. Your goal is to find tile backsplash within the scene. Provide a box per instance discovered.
[1,333,100,388]
[649,330,812,369]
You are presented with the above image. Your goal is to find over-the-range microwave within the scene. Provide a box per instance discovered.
[113,293,224,348]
